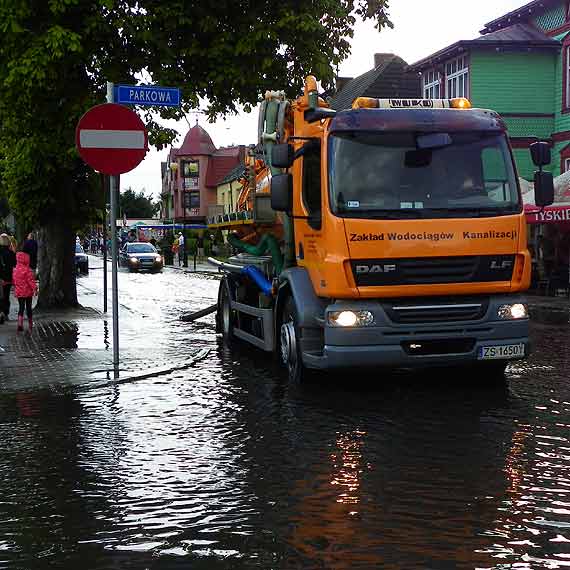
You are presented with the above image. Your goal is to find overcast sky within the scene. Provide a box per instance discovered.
[121,0,528,198]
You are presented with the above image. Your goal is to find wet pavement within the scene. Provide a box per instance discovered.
[0,256,569,569]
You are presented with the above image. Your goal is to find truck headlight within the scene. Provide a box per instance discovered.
[327,310,375,327]
[497,303,528,320]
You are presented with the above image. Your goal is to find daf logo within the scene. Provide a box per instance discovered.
[355,264,397,274]
[490,260,513,270]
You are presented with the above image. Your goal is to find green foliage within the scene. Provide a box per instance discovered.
[0,0,391,304]
[119,187,159,219]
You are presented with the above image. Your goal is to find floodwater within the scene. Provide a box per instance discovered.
[0,257,569,569]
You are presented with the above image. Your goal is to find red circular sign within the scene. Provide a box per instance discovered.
[75,103,148,175]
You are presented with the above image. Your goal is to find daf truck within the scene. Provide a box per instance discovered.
[207,76,554,381]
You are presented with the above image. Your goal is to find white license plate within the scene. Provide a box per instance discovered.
[478,344,525,360]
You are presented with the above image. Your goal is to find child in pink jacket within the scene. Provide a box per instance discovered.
[12,252,37,332]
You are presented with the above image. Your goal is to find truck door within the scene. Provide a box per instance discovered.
[295,142,326,284]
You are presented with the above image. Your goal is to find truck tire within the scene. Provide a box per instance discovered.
[280,296,307,383]
[219,280,235,342]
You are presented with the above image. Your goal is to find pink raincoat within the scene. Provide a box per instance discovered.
[12,252,37,298]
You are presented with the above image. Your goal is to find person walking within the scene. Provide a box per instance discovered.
[13,251,37,333]
[0,234,17,324]
[171,235,179,266]
[22,232,38,273]
[177,232,185,266]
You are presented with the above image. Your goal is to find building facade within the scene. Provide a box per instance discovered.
[410,0,570,180]
[160,123,245,224]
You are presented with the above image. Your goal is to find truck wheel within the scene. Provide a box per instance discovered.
[219,281,234,342]
[280,297,306,383]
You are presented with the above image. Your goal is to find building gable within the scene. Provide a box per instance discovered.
[329,54,420,110]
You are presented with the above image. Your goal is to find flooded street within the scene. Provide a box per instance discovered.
[1,256,569,569]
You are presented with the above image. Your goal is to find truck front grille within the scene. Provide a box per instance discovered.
[352,255,515,286]
[384,297,488,324]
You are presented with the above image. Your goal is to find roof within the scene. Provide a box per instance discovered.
[328,55,396,111]
[410,23,559,71]
[219,163,246,185]
[205,155,242,187]
[478,22,560,42]
[482,0,559,33]
[177,124,216,156]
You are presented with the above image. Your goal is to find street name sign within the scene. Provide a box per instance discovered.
[76,103,148,175]
[115,85,181,107]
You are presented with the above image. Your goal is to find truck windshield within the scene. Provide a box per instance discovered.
[329,131,520,219]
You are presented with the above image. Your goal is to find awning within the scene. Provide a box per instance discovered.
[525,203,570,224]
[521,174,570,224]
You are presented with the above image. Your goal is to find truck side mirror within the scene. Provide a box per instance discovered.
[530,141,551,167]
[534,171,554,208]
[271,144,294,169]
[271,174,293,212]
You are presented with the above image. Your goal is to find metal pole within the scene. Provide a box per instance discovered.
[102,176,108,313]
[107,82,120,367]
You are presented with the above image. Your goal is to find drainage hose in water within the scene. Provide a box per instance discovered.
[227,233,283,275]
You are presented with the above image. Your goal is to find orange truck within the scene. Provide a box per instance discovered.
[208,77,554,381]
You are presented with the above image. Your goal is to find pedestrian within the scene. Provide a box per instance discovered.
[171,235,179,265]
[12,251,37,333]
[177,232,185,266]
[8,235,17,254]
[0,234,16,324]
[22,232,38,273]
[197,233,204,258]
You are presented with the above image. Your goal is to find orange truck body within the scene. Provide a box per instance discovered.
[211,77,533,377]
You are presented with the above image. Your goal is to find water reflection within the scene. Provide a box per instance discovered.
[0,268,569,568]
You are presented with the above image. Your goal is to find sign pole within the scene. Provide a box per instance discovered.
[107,81,120,368]
[101,175,108,313]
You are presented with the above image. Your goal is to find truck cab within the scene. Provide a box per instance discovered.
[212,79,554,382]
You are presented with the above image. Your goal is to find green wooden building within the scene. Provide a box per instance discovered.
[410,0,570,180]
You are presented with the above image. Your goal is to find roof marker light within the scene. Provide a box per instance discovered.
[450,97,472,109]
[352,97,379,109]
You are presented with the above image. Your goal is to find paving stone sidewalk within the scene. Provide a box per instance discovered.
[0,308,208,393]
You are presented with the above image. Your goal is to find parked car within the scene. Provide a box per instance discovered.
[75,243,89,274]
[119,242,163,273]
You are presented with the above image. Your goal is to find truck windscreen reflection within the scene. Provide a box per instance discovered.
[329,132,520,219]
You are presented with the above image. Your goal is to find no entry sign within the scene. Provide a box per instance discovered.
[75,103,148,175]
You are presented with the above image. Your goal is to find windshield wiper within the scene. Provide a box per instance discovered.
[422,206,519,218]
[339,208,427,219]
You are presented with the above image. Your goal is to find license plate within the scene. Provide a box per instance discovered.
[478,344,525,360]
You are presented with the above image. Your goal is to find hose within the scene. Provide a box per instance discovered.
[227,233,284,275]
[207,257,273,297]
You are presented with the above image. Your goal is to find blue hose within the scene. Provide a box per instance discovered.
[242,265,273,297]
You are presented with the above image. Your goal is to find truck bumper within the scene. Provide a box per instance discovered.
[302,294,529,370]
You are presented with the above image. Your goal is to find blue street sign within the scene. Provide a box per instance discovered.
[114,85,181,107]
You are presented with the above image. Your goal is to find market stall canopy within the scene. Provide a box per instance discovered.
[522,172,570,224]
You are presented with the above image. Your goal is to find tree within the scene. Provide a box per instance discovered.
[120,188,159,219]
[0,0,392,308]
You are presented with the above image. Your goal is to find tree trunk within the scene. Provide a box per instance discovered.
[36,220,78,309]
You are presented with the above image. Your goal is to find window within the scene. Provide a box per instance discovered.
[423,69,441,99]
[182,161,199,177]
[302,142,322,229]
[328,131,519,219]
[183,191,200,209]
[560,144,570,173]
[564,42,570,111]
[446,56,469,99]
